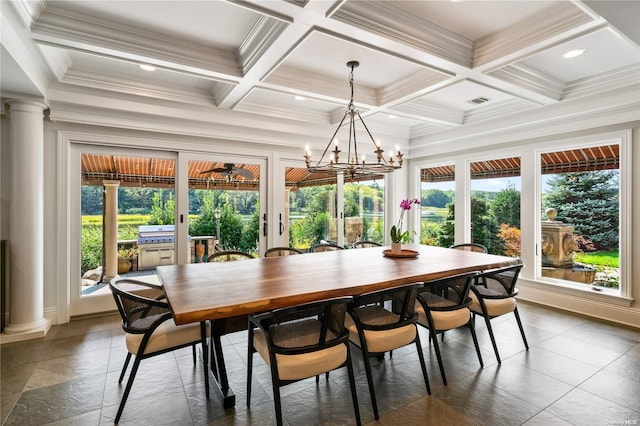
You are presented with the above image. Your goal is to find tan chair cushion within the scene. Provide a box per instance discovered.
[416,303,471,331]
[345,306,417,353]
[126,320,207,356]
[469,292,516,317]
[253,319,347,381]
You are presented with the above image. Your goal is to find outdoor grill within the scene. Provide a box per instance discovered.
[137,225,176,270]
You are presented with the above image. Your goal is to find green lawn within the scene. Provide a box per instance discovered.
[574,250,619,268]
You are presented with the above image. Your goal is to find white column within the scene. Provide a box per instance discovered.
[2,99,50,342]
[102,180,120,283]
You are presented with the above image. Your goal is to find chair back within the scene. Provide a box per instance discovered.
[310,243,343,252]
[476,264,523,296]
[253,297,352,356]
[352,240,382,248]
[450,243,488,253]
[207,250,255,262]
[264,247,304,257]
[349,283,419,333]
[109,279,172,334]
[419,271,479,311]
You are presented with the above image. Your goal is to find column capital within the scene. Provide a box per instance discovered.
[5,98,47,114]
[103,180,121,187]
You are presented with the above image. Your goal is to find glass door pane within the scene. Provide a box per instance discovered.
[75,149,176,316]
[286,167,338,250]
[344,177,385,246]
[420,165,455,247]
[188,160,261,259]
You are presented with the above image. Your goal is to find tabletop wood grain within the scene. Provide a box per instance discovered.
[157,244,521,325]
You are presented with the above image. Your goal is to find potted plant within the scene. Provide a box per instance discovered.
[117,246,138,274]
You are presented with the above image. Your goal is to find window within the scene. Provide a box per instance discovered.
[539,144,620,291]
[470,157,521,256]
[420,165,455,247]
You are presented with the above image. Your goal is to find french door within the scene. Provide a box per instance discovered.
[70,143,178,316]
[69,145,267,318]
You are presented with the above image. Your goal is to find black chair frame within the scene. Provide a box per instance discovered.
[310,243,344,252]
[247,297,361,426]
[109,279,209,424]
[417,271,483,385]
[207,250,255,262]
[348,283,431,419]
[450,243,488,253]
[352,240,382,248]
[470,264,528,363]
[264,247,305,257]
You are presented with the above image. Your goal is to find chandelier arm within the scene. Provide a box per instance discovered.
[316,111,349,165]
[355,110,387,165]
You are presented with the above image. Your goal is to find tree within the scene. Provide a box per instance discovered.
[491,184,521,228]
[147,190,175,225]
[542,171,619,250]
[422,189,452,208]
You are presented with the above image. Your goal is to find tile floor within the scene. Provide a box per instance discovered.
[2,301,639,425]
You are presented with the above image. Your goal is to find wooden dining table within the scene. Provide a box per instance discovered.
[157,244,521,408]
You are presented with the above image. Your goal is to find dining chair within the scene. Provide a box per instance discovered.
[310,242,344,252]
[247,297,361,426]
[109,278,209,424]
[346,283,431,420]
[469,264,528,363]
[207,250,255,262]
[352,240,382,248]
[416,271,482,385]
[450,243,488,253]
[264,247,304,257]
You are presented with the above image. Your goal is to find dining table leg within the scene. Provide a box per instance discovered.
[208,319,236,409]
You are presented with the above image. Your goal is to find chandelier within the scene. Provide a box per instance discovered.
[304,61,403,178]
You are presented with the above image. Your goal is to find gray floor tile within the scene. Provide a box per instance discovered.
[2,305,639,425]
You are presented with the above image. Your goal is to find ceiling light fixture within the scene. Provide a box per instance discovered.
[139,64,156,71]
[563,49,586,59]
[304,61,402,178]
[294,95,306,101]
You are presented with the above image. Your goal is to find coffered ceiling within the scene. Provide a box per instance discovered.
[2,0,639,151]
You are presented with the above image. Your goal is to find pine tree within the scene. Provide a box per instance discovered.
[542,171,619,250]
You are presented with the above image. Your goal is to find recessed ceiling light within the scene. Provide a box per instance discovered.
[388,114,397,119]
[139,64,156,71]
[294,95,306,101]
[563,49,586,59]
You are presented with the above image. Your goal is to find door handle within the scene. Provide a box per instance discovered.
[263,213,267,237]
[279,213,284,236]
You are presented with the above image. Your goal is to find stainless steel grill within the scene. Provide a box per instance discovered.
[137,225,175,270]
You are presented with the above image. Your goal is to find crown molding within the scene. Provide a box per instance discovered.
[238,16,289,74]
[464,99,536,126]
[331,0,473,68]
[31,6,242,80]
[6,0,45,28]
[59,67,217,107]
[409,87,640,158]
[474,2,593,69]
[393,99,463,127]
[235,100,328,124]
[488,63,565,101]
[378,69,452,106]
[563,64,640,100]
